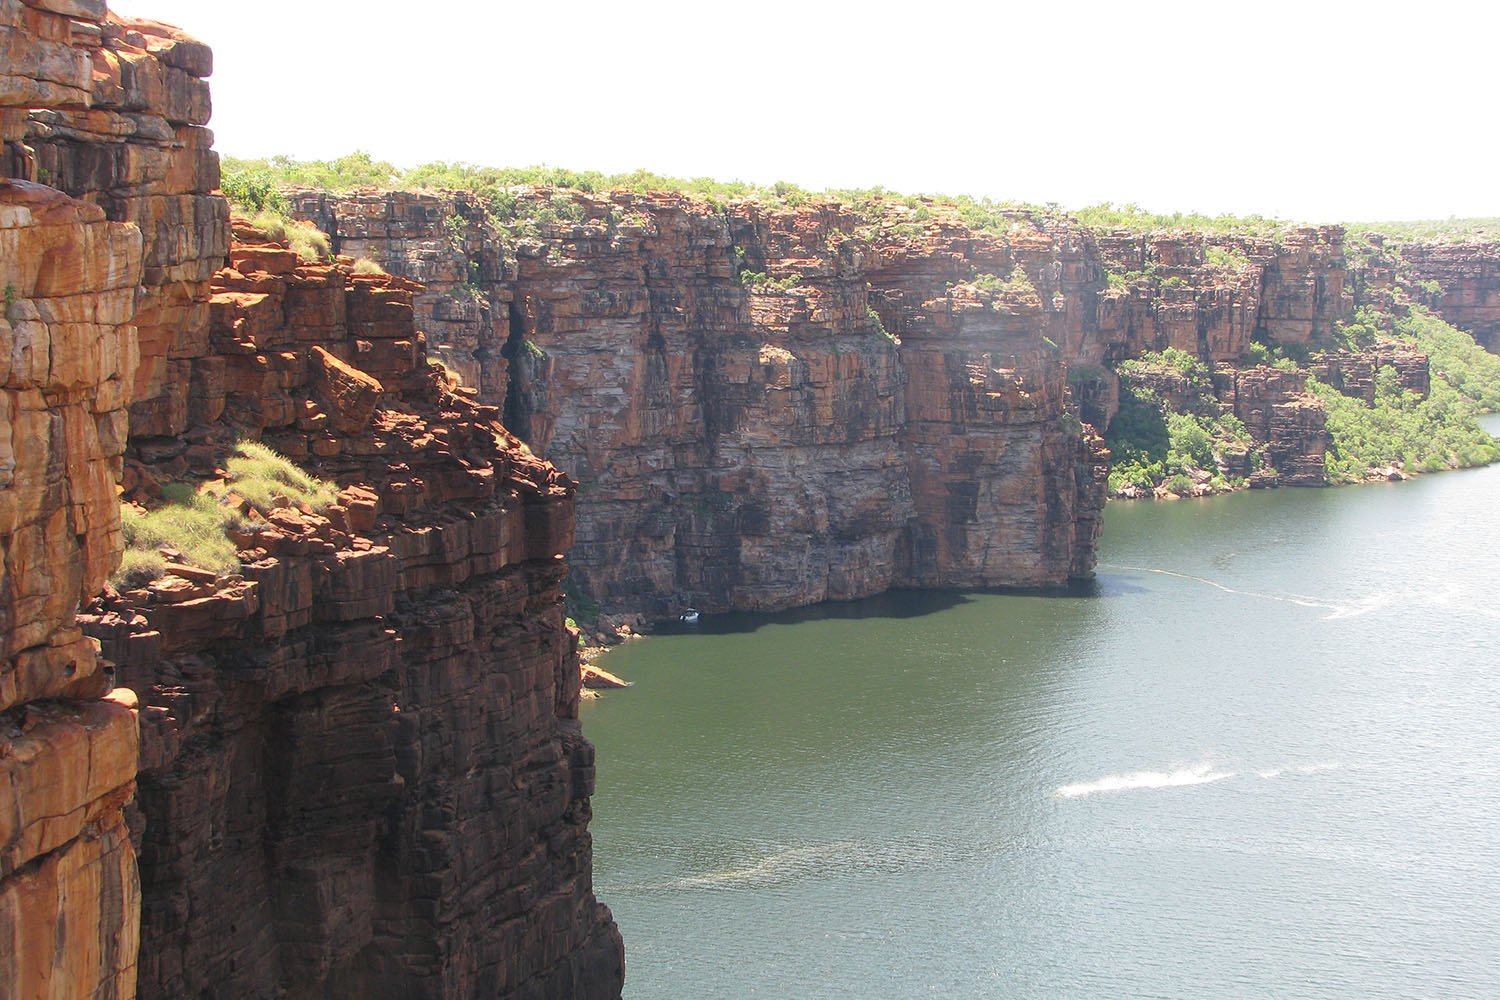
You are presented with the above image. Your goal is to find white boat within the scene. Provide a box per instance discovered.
[679,608,700,624]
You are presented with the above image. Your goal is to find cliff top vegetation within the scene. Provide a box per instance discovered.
[224,153,1322,239]
[226,154,1500,247]
[1345,218,1500,244]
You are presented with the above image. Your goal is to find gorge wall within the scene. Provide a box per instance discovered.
[292,192,1378,611]
[3,4,622,998]
[1398,239,1500,354]
[84,239,623,1000]
[296,191,1121,614]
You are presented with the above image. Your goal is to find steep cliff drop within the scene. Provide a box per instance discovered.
[1399,238,1500,354]
[83,233,625,1000]
[295,190,1111,615]
[0,174,144,1000]
[3,4,623,999]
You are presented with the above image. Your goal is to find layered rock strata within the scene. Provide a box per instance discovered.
[81,236,624,1000]
[3,3,153,994]
[295,194,1383,609]
[292,189,510,397]
[5,5,623,999]
[1397,239,1500,354]
[2,6,228,439]
[1311,345,1431,404]
[1215,366,1328,486]
[296,191,1110,613]
[0,174,143,1000]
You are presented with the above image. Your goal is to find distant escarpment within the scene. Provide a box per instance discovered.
[295,190,1115,614]
[287,190,1471,613]
[1397,238,1500,354]
[4,6,622,1000]
[285,187,1500,591]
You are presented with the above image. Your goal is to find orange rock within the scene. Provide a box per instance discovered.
[310,344,382,434]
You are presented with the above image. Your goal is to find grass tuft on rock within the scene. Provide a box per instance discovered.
[247,210,331,262]
[114,441,337,586]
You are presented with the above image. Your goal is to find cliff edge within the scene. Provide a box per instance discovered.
[3,4,623,998]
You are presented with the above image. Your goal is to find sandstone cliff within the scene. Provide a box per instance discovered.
[1392,239,1500,355]
[3,5,623,999]
[293,194,1375,607]
[1,173,143,1000]
[3,3,161,994]
[295,190,1109,614]
[81,236,622,999]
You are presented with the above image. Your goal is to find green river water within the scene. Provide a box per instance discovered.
[581,449,1500,999]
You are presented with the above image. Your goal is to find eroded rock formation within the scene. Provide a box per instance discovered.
[1398,239,1500,354]
[294,195,1378,607]
[4,5,622,999]
[0,174,143,1000]
[295,191,1110,613]
[3,3,151,995]
[82,236,622,999]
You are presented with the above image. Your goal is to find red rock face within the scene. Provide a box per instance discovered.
[5,11,229,439]
[294,196,1379,609]
[81,239,623,1000]
[1311,346,1431,403]
[299,192,1108,614]
[3,6,148,996]
[292,189,512,398]
[1217,366,1328,486]
[1091,231,1269,365]
[5,7,622,1000]
[1398,240,1500,354]
[1258,227,1351,345]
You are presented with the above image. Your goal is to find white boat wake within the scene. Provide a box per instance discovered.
[1055,760,1341,799]
[1055,761,1234,799]
[1103,563,1342,611]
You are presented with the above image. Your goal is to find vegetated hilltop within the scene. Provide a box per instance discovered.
[220,154,1500,617]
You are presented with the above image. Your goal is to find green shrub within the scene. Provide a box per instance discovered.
[1105,378,1252,494]
[1395,307,1500,410]
[1332,306,1383,350]
[221,169,289,215]
[1242,341,1274,366]
[1312,371,1500,482]
[1117,348,1210,389]
[1205,245,1254,270]
[223,151,398,193]
[739,271,802,292]
[1165,473,1195,495]
[1073,201,1284,236]
[351,257,387,276]
[1346,217,1500,243]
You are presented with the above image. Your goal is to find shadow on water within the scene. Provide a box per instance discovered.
[652,578,1104,636]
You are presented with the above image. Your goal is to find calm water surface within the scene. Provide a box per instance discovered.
[582,455,1500,1000]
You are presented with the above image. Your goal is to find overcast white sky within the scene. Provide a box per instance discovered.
[110,0,1496,223]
